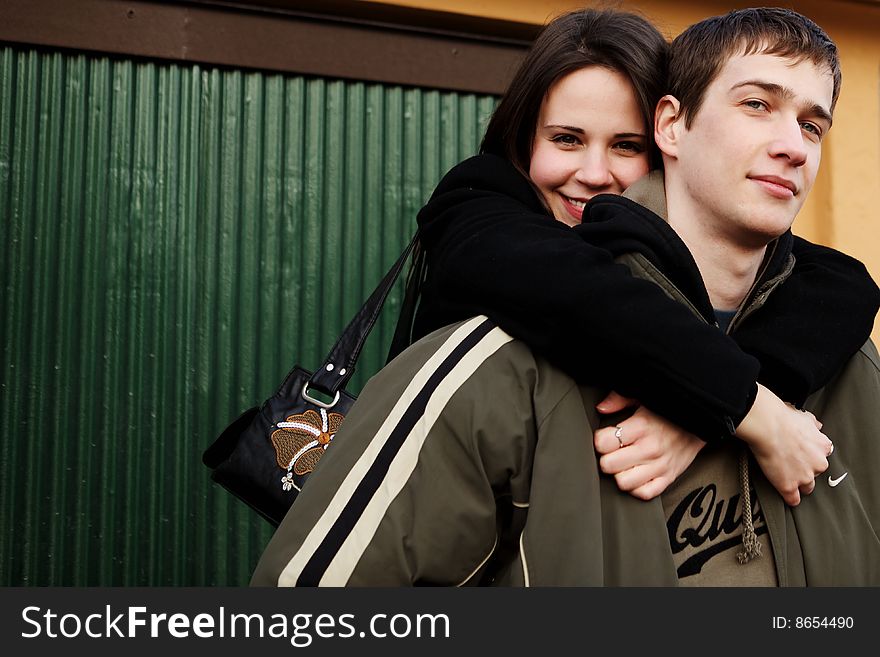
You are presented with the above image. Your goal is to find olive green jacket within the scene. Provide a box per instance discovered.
[251,315,880,586]
[251,178,880,586]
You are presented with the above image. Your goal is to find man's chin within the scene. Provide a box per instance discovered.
[739,221,794,249]
[746,202,800,238]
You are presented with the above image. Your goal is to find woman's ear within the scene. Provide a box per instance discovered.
[654,95,683,159]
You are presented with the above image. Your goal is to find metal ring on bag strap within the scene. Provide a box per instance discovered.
[301,382,341,409]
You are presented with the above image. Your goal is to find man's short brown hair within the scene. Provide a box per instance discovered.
[669,7,841,128]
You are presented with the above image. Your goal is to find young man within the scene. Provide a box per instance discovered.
[607,8,858,584]
[251,8,880,586]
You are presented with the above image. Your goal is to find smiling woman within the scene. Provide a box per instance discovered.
[530,66,650,225]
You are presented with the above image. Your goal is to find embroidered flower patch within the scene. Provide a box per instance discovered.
[270,408,345,493]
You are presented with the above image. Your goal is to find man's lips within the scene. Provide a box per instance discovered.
[749,175,798,198]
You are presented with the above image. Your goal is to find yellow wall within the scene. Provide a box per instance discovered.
[362,0,880,341]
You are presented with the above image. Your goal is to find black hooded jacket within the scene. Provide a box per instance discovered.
[413,153,879,441]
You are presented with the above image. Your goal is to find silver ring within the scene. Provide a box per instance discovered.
[614,426,624,449]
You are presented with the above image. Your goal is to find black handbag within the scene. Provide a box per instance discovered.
[202,233,424,526]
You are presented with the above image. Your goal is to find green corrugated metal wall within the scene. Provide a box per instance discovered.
[0,46,496,585]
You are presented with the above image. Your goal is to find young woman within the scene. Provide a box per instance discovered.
[409,9,879,503]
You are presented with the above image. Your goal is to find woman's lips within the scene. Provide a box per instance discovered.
[559,194,588,222]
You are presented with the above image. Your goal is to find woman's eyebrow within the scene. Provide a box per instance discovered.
[542,124,585,133]
[541,126,646,139]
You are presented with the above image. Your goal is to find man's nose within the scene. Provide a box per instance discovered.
[574,149,615,188]
[769,118,808,167]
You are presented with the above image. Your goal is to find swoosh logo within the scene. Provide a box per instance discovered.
[828,472,848,487]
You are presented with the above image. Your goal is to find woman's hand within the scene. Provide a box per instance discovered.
[735,383,833,506]
[594,391,706,500]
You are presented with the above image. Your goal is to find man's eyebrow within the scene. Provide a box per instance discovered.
[730,80,833,125]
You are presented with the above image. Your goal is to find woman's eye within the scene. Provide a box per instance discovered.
[614,141,645,154]
[551,134,579,146]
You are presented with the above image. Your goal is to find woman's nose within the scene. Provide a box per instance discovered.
[574,149,614,189]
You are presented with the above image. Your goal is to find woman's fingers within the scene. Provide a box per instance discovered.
[609,464,679,500]
[598,442,647,475]
[598,427,659,474]
[594,424,625,454]
[594,415,647,455]
[821,432,833,457]
[596,390,639,414]
[738,385,833,507]
[630,476,674,501]
[604,460,666,491]
[594,404,704,502]
[802,409,823,431]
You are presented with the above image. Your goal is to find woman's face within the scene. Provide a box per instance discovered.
[529,66,650,225]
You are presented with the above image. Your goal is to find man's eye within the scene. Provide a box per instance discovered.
[744,99,768,111]
[801,122,822,138]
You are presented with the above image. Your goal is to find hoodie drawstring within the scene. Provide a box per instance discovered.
[736,449,763,564]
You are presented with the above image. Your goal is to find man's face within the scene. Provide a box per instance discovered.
[669,51,834,247]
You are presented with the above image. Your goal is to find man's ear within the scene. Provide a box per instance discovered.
[654,95,683,159]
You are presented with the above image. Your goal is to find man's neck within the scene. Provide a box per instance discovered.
[666,184,767,312]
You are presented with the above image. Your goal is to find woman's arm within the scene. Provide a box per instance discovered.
[735,236,880,405]
[416,153,759,442]
[592,385,833,505]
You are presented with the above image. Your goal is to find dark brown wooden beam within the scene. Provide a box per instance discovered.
[0,0,534,94]
[178,0,541,43]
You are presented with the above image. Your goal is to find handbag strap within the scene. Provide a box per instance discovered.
[307,231,421,396]
[386,238,426,363]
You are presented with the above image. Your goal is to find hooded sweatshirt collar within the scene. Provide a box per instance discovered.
[575,171,795,326]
